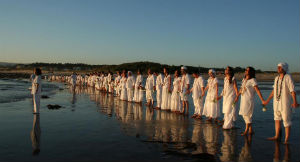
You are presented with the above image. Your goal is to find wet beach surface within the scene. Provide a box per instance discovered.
[0,79,299,162]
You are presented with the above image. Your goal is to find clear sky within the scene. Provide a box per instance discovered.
[0,0,299,72]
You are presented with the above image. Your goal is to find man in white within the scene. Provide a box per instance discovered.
[155,71,164,109]
[145,69,155,106]
[114,71,121,96]
[180,66,190,114]
[31,68,42,114]
[126,71,135,102]
[191,70,205,119]
[133,70,143,103]
[264,63,299,144]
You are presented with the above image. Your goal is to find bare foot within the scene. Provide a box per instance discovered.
[241,132,247,136]
[284,139,289,144]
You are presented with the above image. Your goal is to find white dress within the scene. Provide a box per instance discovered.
[126,76,135,101]
[192,76,205,115]
[133,74,144,102]
[203,77,220,118]
[238,78,257,120]
[180,74,190,101]
[171,77,181,111]
[156,74,164,107]
[114,75,121,96]
[145,74,155,101]
[120,77,127,100]
[273,74,295,127]
[32,75,42,113]
[161,74,171,110]
[222,77,236,129]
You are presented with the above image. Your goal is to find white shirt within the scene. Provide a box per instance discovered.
[135,75,143,88]
[192,76,205,99]
[126,76,135,89]
[146,74,155,90]
[273,74,295,112]
[181,74,190,93]
[239,78,258,116]
[156,74,164,89]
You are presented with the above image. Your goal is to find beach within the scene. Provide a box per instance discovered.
[0,78,299,162]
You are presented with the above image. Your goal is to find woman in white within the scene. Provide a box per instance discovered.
[203,69,220,122]
[264,63,299,144]
[126,71,135,102]
[31,68,42,114]
[161,68,171,110]
[145,69,155,106]
[218,66,238,129]
[191,71,205,119]
[155,71,164,109]
[119,72,127,101]
[170,70,181,112]
[114,71,121,96]
[133,70,144,103]
[236,67,265,135]
[107,72,113,93]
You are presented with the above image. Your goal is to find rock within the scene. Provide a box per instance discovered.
[47,104,62,109]
[41,95,49,99]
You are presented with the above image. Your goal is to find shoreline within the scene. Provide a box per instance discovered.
[0,70,299,82]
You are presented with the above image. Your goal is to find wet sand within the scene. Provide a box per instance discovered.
[0,81,299,162]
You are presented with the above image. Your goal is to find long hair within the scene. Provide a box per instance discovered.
[227,66,234,84]
[247,66,256,79]
[34,68,42,75]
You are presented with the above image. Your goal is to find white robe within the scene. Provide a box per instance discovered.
[126,76,135,102]
[161,74,171,110]
[32,75,42,113]
[145,74,155,101]
[156,74,164,107]
[171,77,181,111]
[222,77,236,129]
[203,77,220,118]
[192,76,205,115]
[238,78,257,116]
[120,77,127,100]
[133,75,144,102]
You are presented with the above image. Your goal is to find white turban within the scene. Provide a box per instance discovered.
[209,69,216,74]
[181,66,187,70]
[277,62,289,73]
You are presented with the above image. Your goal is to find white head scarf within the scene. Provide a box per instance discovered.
[209,69,216,75]
[181,66,187,70]
[277,62,289,73]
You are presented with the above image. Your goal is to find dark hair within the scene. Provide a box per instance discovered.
[34,68,42,75]
[227,66,234,84]
[247,66,256,79]
[192,69,200,74]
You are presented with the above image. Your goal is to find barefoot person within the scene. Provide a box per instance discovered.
[236,67,265,135]
[170,70,181,112]
[191,70,205,119]
[31,68,42,114]
[133,70,143,103]
[126,71,135,102]
[203,69,220,122]
[120,71,127,101]
[180,66,191,114]
[218,66,239,129]
[145,69,155,106]
[161,68,171,110]
[263,63,299,144]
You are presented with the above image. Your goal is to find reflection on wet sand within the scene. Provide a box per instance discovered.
[30,114,41,156]
[273,141,290,162]
[66,86,295,162]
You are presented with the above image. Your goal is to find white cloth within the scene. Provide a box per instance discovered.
[71,74,77,86]
[31,75,42,95]
[120,77,127,100]
[156,74,164,107]
[203,77,220,118]
[126,76,135,101]
[192,76,205,115]
[238,78,258,117]
[133,75,143,102]
[273,74,295,127]
[161,74,171,110]
[145,74,155,91]
[33,94,40,113]
[171,77,181,111]
[222,77,237,129]
[180,74,190,101]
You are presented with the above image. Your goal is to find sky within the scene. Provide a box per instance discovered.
[0,0,299,72]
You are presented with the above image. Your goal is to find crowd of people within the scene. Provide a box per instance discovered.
[32,62,299,144]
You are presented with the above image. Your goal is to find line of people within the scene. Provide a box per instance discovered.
[47,62,299,144]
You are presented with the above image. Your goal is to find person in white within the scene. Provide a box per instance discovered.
[170,70,181,112]
[107,72,113,93]
[126,71,135,102]
[235,67,265,136]
[191,70,205,119]
[114,71,121,96]
[217,66,239,129]
[154,71,164,109]
[120,71,127,101]
[145,69,155,107]
[203,69,220,122]
[133,70,144,103]
[263,63,299,144]
[180,66,190,114]
[161,68,171,110]
[31,68,42,114]
[70,72,77,87]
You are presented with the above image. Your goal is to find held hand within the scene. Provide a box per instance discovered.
[234,96,239,103]
[262,100,268,106]
[201,93,205,97]
[185,90,189,95]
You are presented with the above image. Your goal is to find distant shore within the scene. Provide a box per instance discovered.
[0,69,299,82]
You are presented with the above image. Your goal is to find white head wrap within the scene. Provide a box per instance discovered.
[181,66,187,70]
[209,69,216,74]
[277,62,289,73]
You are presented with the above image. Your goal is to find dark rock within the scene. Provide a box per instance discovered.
[47,104,62,109]
[41,95,49,99]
